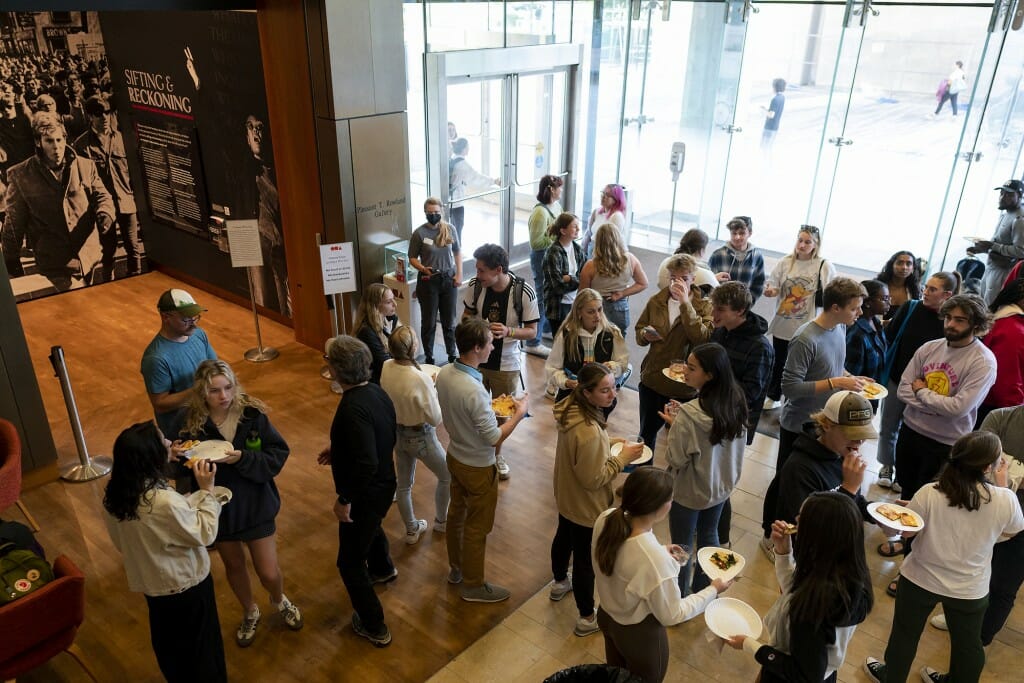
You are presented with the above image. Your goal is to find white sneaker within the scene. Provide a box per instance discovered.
[891,480,903,494]
[524,343,551,358]
[275,596,304,630]
[496,457,510,480]
[573,613,600,637]
[877,466,894,488]
[433,519,447,534]
[549,576,573,601]
[405,519,428,545]
[759,537,776,564]
[930,613,948,631]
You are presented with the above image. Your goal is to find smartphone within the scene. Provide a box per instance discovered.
[642,325,663,341]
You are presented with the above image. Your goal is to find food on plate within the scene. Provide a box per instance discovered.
[180,439,201,451]
[877,504,920,528]
[709,551,738,571]
[492,395,516,418]
[783,523,798,536]
[862,383,883,398]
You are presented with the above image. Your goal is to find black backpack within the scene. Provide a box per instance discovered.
[471,271,526,324]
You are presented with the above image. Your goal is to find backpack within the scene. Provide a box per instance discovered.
[472,271,526,325]
[0,541,53,604]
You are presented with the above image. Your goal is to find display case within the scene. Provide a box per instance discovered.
[383,240,418,284]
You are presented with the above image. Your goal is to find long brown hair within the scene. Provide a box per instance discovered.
[353,283,392,348]
[595,468,673,576]
[559,288,623,366]
[936,431,1002,511]
[387,325,421,371]
[557,363,613,429]
[593,223,628,277]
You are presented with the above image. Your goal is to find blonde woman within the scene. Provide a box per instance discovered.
[579,223,648,332]
[546,288,630,410]
[762,225,836,408]
[354,283,400,384]
[379,326,450,544]
[409,197,463,365]
[172,359,301,648]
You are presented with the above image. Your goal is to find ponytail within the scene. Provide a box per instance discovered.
[595,508,632,576]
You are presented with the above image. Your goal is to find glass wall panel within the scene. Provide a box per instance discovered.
[817,4,995,271]
[718,4,847,255]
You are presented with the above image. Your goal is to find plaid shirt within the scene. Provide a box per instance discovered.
[708,245,766,302]
[542,240,584,316]
[845,316,887,379]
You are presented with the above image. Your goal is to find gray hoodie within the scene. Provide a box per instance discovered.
[665,399,746,509]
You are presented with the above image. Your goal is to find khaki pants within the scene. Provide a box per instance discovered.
[445,454,499,587]
[479,367,520,397]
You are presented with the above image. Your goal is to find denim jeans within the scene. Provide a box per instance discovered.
[528,249,550,343]
[603,298,630,333]
[668,500,725,596]
[876,380,905,468]
[395,424,450,530]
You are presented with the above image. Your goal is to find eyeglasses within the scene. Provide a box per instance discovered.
[877,295,891,302]
[179,314,201,324]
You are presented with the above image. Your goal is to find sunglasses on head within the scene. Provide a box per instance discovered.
[799,224,820,235]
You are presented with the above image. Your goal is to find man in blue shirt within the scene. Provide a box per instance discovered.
[140,288,217,436]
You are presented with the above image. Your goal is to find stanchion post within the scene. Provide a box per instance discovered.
[49,346,112,482]
[244,267,279,362]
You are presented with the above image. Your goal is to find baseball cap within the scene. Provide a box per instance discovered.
[994,179,1024,194]
[157,289,206,317]
[821,390,878,440]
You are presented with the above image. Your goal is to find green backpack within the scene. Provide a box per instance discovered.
[0,541,54,604]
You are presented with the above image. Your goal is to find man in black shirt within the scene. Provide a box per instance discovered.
[322,335,398,648]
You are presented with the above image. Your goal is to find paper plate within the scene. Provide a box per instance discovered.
[212,486,233,505]
[704,597,762,640]
[186,440,234,462]
[420,363,441,381]
[661,367,686,383]
[963,236,988,242]
[867,502,925,533]
[697,547,746,582]
[858,382,888,401]
[611,441,653,465]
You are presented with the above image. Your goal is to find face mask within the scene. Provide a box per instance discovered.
[426,213,442,225]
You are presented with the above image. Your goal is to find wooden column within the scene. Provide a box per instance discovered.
[255,0,338,348]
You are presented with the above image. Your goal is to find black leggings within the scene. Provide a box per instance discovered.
[550,515,595,618]
[767,336,790,401]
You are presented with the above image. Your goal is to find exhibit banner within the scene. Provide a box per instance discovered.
[100,10,291,317]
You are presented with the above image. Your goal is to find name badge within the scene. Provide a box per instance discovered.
[423,237,434,246]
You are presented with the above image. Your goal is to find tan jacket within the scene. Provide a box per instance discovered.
[635,287,713,398]
[552,399,632,527]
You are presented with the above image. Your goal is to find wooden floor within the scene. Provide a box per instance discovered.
[8,271,1024,682]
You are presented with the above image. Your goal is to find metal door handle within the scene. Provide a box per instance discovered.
[719,124,743,134]
[828,137,854,146]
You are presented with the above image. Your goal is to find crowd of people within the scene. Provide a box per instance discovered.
[93,170,1024,683]
[2,51,143,290]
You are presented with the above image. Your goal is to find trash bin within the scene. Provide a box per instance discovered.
[542,663,646,683]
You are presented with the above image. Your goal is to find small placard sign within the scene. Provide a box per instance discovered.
[226,220,263,268]
[320,242,357,294]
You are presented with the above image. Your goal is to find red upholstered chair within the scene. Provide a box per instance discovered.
[0,554,97,681]
[0,417,41,531]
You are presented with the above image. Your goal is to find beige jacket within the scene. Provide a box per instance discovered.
[634,287,713,398]
[552,399,632,527]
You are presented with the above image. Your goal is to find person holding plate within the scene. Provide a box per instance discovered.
[634,253,713,451]
[172,359,300,648]
[103,421,226,683]
[658,343,748,596]
[725,492,874,683]
[592,467,732,683]
[549,363,644,637]
[545,288,630,410]
[865,431,1024,683]
[379,325,450,545]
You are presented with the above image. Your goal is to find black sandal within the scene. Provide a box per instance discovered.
[886,575,900,597]
[877,540,904,557]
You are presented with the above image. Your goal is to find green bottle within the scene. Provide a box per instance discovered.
[245,430,262,451]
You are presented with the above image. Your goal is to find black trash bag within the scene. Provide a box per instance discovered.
[543,663,646,683]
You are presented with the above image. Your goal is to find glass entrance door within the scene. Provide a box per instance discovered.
[613,1,748,252]
[425,44,581,263]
